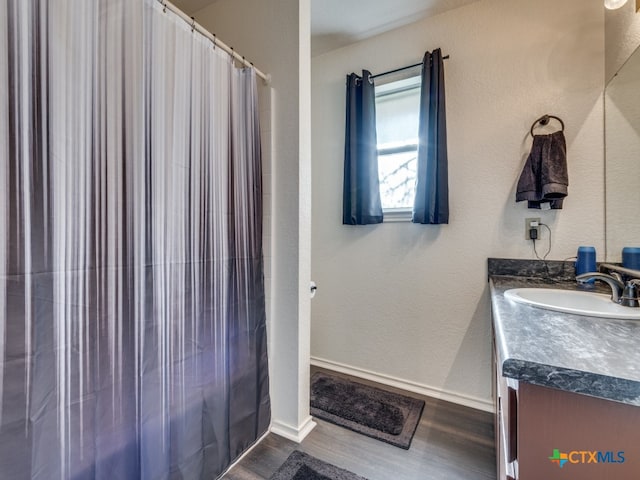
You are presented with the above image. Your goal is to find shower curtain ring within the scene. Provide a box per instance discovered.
[162,1,167,13]
[190,16,196,33]
[213,33,216,50]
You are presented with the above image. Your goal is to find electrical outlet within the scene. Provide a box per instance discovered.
[525,218,541,240]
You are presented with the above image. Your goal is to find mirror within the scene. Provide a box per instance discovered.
[605,43,640,262]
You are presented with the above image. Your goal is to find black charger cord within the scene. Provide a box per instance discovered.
[532,223,552,261]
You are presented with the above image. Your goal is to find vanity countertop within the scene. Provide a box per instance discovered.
[490,274,640,406]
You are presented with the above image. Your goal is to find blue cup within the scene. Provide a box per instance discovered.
[622,247,640,270]
[576,246,596,281]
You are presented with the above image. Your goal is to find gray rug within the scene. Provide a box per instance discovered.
[269,451,368,480]
[310,372,425,449]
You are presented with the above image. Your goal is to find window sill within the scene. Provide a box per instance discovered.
[383,209,413,223]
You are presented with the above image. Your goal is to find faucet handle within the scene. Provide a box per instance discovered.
[621,280,640,307]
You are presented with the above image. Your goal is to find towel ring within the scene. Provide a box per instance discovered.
[530,114,564,137]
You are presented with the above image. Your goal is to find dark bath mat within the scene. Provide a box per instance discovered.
[269,451,368,480]
[310,371,425,449]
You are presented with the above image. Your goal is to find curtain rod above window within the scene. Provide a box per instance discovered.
[371,55,450,80]
[160,0,271,84]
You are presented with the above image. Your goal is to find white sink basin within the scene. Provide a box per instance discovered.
[504,288,640,320]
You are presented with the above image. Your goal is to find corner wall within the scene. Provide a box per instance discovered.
[195,0,315,441]
[311,0,604,410]
[605,1,640,82]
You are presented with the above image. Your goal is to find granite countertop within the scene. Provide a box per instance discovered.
[489,260,640,407]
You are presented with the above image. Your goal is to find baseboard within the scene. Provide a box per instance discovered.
[311,356,494,413]
[270,415,317,443]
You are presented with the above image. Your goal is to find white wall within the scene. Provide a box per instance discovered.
[311,0,604,410]
[605,1,640,82]
[195,0,315,441]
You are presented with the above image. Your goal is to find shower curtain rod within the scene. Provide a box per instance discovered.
[161,0,271,84]
[371,55,450,80]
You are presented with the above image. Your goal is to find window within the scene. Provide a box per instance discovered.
[375,74,421,216]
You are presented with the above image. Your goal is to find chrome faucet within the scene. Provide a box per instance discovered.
[576,272,640,307]
[576,272,624,302]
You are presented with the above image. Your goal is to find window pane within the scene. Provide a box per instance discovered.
[375,76,420,211]
[375,78,420,148]
[378,151,417,209]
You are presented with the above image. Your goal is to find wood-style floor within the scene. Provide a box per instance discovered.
[221,368,496,480]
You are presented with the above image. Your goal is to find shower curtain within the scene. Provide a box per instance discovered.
[0,1,270,479]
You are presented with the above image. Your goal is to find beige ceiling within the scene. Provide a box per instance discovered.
[310,0,479,56]
[169,0,217,15]
[170,0,480,56]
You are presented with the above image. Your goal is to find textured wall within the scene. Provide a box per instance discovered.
[605,1,640,82]
[311,0,604,408]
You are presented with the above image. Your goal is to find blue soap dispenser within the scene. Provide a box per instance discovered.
[622,247,640,270]
[576,246,596,284]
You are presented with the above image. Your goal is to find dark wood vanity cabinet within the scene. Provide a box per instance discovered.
[493,338,640,480]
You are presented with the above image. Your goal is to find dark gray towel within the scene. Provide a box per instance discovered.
[516,131,568,209]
